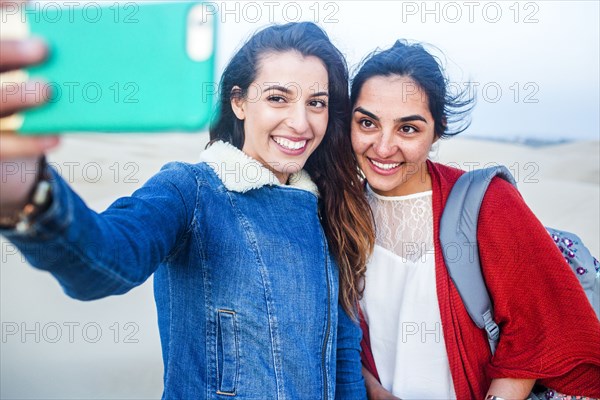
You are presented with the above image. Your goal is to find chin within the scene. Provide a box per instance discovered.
[281,164,303,176]
[368,177,402,193]
[270,160,300,176]
[279,156,306,172]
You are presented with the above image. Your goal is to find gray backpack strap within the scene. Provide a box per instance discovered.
[439,166,517,355]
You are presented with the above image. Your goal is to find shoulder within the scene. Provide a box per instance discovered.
[483,174,525,211]
[427,160,465,198]
[154,161,201,186]
[148,161,224,204]
[157,161,221,186]
[429,161,465,220]
[478,172,545,241]
[428,161,465,181]
[429,160,523,204]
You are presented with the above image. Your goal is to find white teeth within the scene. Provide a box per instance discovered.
[371,159,401,170]
[273,137,307,150]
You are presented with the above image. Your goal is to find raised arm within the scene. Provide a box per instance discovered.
[2,161,198,300]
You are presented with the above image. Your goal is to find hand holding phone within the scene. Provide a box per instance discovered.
[1,0,59,160]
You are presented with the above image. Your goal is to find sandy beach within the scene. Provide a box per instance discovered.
[1,134,598,399]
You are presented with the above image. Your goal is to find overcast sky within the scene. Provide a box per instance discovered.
[213,1,599,141]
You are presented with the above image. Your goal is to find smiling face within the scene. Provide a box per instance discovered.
[351,75,437,197]
[231,51,329,184]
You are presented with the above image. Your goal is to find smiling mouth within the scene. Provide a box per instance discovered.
[368,158,403,171]
[272,137,308,152]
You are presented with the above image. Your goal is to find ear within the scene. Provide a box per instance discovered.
[230,86,246,120]
[433,117,448,143]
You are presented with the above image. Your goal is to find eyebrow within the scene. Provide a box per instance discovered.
[353,107,428,124]
[263,85,291,94]
[262,85,329,97]
[395,114,427,124]
[354,107,379,121]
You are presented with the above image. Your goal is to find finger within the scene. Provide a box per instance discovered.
[0,0,24,16]
[0,79,51,118]
[0,133,59,159]
[0,38,48,72]
[0,1,26,8]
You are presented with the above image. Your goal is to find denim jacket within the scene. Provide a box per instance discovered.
[3,141,366,399]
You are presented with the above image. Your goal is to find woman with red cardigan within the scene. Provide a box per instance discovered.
[351,41,600,399]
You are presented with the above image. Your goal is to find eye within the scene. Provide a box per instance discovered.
[360,119,376,129]
[309,99,327,108]
[400,125,417,134]
[267,95,286,103]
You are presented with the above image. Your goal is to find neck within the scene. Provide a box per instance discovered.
[274,171,290,185]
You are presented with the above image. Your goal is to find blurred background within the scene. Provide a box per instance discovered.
[1,1,599,399]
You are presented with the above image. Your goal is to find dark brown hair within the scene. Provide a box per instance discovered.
[351,40,475,139]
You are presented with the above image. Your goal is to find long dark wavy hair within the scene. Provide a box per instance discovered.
[351,40,475,139]
[209,22,375,317]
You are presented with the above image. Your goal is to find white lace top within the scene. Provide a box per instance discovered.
[360,185,456,399]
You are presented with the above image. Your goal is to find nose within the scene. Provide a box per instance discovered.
[286,104,310,134]
[372,130,398,158]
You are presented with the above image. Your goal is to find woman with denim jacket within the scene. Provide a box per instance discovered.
[0,22,375,399]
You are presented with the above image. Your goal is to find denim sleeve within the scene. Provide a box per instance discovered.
[1,162,197,300]
[335,303,367,400]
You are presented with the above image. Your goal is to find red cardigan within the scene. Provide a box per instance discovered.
[360,161,600,398]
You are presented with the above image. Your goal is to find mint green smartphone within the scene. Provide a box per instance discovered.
[7,1,216,133]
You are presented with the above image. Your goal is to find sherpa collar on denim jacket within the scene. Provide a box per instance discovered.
[198,140,319,197]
